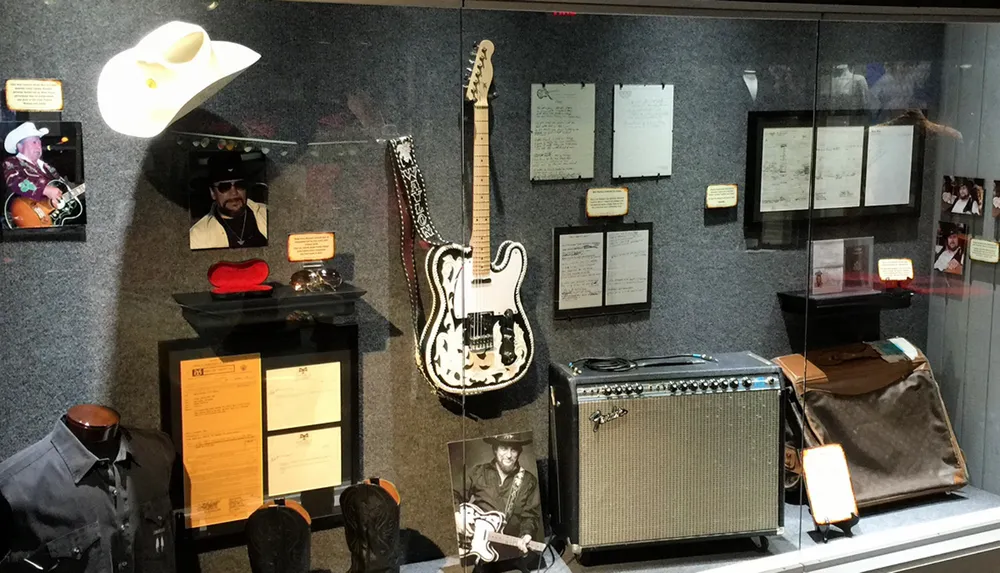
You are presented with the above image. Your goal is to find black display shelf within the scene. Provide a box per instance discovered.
[777,289,913,315]
[777,289,914,353]
[173,283,366,339]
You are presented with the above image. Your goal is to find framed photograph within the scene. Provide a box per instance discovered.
[934,222,968,276]
[941,176,984,217]
[189,150,268,250]
[1,121,85,240]
[449,432,545,566]
[744,110,925,226]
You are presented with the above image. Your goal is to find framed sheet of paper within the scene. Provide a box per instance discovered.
[530,83,595,181]
[613,84,674,178]
[553,222,653,319]
[745,110,925,225]
[160,338,360,542]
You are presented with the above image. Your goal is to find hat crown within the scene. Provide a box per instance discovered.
[136,22,212,70]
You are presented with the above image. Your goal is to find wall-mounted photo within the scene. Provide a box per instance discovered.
[449,432,545,568]
[1,121,85,239]
[189,150,268,251]
[934,221,968,276]
[993,181,1000,219]
[941,176,984,217]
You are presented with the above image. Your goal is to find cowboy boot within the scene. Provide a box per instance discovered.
[340,478,401,573]
[246,502,312,573]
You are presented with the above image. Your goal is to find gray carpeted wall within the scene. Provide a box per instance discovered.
[0,1,944,570]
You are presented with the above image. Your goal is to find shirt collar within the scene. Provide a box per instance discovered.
[50,420,135,485]
[15,153,47,170]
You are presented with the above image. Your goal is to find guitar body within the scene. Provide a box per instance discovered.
[457,503,506,563]
[421,240,534,394]
[4,183,85,229]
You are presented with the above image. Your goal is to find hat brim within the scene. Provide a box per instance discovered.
[4,126,50,154]
[98,41,260,138]
[484,437,533,447]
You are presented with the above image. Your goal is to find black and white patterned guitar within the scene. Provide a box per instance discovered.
[420,40,534,394]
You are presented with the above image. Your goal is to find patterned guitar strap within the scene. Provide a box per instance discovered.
[503,469,526,522]
[387,136,449,387]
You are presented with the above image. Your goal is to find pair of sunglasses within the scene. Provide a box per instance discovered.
[212,180,247,192]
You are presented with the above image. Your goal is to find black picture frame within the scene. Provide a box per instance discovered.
[552,222,654,320]
[744,110,926,227]
[158,330,360,544]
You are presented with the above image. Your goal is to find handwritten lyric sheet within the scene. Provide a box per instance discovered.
[760,127,813,213]
[605,229,649,306]
[557,232,604,310]
[864,125,914,207]
[613,84,674,178]
[530,83,595,180]
[813,126,865,210]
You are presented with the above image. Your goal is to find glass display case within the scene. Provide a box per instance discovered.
[3,1,1000,572]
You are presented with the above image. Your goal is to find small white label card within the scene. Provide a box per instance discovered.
[5,79,64,111]
[803,444,858,526]
[586,187,629,217]
[878,258,914,282]
[969,238,1000,264]
[706,184,738,209]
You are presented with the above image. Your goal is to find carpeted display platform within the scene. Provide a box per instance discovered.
[404,487,1000,572]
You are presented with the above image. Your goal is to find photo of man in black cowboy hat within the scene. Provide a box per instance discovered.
[189,151,268,250]
[450,431,544,571]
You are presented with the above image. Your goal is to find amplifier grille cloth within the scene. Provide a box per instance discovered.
[578,391,780,547]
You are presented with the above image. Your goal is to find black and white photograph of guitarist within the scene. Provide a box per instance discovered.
[450,432,544,572]
[2,121,85,231]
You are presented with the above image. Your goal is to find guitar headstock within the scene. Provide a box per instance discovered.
[465,40,495,105]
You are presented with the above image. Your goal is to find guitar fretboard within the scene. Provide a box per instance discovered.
[486,531,546,553]
[471,103,491,279]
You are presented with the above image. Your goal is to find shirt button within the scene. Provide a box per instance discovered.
[111,488,119,496]
[72,547,81,557]
[119,561,128,569]
[119,523,127,532]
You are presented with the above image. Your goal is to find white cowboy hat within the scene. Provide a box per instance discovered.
[4,122,49,154]
[97,21,260,138]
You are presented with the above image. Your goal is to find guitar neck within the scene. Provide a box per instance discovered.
[486,531,546,553]
[471,103,491,279]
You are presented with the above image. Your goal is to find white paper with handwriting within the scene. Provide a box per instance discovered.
[605,229,649,306]
[613,84,674,178]
[530,83,595,181]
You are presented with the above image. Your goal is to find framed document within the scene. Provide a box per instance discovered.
[745,110,925,226]
[553,222,653,319]
[160,330,360,542]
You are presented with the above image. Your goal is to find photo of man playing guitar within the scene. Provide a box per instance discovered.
[1,121,86,232]
[451,432,545,572]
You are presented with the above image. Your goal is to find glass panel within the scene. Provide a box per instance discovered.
[456,8,821,571]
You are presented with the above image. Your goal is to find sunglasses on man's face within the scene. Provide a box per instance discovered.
[213,180,247,192]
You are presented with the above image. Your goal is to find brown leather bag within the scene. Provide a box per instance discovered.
[774,340,968,508]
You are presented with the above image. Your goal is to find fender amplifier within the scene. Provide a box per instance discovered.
[549,351,784,551]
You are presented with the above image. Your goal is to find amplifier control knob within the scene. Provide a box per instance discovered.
[710,380,718,389]
[625,386,634,395]
[667,383,677,392]
[636,385,644,394]
[767,377,777,385]
[603,387,612,395]
[729,380,739,389]
[679,382,688,391]
[699,381,709,390]
[742,379,752,388]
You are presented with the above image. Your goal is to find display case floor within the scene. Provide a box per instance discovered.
[402,486,1000,573]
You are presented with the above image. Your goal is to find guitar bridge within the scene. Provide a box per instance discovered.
[465,312,496,352]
